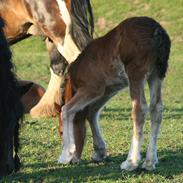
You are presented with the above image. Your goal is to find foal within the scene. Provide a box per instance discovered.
[59,17,171,171]
[0,18,32,177]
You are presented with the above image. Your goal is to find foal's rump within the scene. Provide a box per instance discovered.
[118,16,170,79]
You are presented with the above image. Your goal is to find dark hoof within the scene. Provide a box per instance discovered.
[14,155,21,172]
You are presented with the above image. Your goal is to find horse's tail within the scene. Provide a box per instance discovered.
[153,27,171,79]
[70,0,94,50]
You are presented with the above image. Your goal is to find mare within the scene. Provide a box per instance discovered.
[0,0,94,117]
[58,17,171,171]
[0,17,32,177]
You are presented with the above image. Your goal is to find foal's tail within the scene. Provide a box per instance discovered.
[153,27,171,79]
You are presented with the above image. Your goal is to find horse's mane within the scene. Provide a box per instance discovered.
[70,0,94,50]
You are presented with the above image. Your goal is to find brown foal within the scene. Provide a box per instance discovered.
[58,16,171,171]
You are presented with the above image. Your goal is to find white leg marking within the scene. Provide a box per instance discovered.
[121,87,147,171]
[120,136,142,171]
[142,78,163,170]
[58,107,76,164]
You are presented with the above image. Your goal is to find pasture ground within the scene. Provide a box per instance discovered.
[2,0,183,182]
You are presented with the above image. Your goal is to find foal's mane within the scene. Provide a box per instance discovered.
[70,0,94,50]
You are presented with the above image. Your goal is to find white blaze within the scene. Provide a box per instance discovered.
[55,0,81,63]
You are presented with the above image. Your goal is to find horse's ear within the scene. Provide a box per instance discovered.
[18,82,33,97]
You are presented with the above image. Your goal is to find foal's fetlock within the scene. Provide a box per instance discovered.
[92,148,107,162]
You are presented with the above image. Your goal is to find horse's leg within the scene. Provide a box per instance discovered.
[7,136,14,174]
[30,40,67,118]
[0,133,7,177]
[121,78,147,171]
[142,74,163,170]
[58,87,104,164]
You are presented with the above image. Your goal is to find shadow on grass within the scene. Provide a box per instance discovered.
[101,105,183,121]
[3,149,183,182]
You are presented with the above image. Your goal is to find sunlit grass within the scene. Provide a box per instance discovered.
[2,0,183,182]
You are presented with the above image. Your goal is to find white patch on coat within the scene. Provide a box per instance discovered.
[55,0,81,63]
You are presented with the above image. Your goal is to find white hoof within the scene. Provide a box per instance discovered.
[142,159,158,171]
[58,145,76,164]
[120,160,139,171]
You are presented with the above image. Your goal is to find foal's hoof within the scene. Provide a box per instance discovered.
[120,160,138,171]
[58,153,74,164]
[58,145,76,164]
[142,159,158,171]
[71,155,81,164]
[92,149,107,163]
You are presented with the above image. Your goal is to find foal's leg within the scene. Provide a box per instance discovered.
[121,79,147,171]
[58,87,104,164]
[142,75,163,170]
[87,96,111,162]
[87,85,124,162]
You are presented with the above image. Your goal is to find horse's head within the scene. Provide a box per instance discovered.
[25,0,94,63]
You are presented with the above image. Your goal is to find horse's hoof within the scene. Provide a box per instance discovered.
[120,160,139,171]
[14,154,21,172]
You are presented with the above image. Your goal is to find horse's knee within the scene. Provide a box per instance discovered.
[50,59,68,76]
[48,43,68,76]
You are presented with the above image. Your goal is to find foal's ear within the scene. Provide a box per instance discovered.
[18,82,34,97]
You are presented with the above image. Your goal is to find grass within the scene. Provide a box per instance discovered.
[2,0,183,182]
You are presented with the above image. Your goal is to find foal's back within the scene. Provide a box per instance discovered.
[69,16,170,90]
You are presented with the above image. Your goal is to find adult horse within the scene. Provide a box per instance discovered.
[58,17,171,171]
[0,17,32,177]
[0,0,94,117]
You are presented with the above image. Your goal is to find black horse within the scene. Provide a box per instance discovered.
[0,18,32,177]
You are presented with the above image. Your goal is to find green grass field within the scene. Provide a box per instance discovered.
[2,0,183,182]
